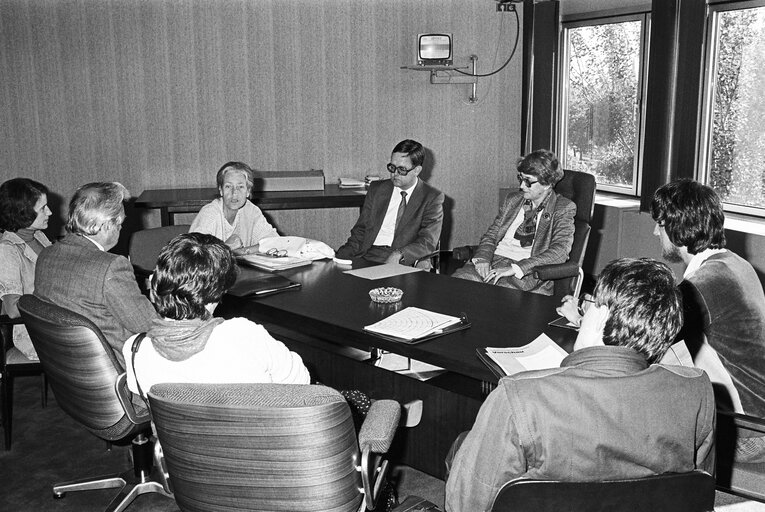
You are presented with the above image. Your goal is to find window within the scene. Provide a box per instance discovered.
[558,14,650,195]
[699,1,765,215]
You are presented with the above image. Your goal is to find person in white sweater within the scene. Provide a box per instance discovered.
[189,161,278,253]
[123,232,309,398]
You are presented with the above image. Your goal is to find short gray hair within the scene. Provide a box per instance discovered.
[66,182,129,235]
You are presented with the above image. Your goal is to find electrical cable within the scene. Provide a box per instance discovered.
[453,6,520,78]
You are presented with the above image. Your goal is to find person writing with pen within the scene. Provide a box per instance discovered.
[453,149,575,295]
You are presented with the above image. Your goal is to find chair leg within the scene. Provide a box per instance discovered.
[40,372,48,408]
[3,374,13,450]
[52,434,173,509]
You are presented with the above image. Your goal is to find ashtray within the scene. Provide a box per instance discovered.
[369,287,403,304]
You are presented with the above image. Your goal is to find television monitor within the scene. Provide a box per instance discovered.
[417,33,453,67]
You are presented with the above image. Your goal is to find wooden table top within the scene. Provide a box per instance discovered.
[218,260,576,384]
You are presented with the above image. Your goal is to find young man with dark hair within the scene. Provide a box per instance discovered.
[652,178,765,462]
[445,258,715,512]
[335,139,444,266]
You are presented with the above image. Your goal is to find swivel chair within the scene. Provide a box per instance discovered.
[128,224,190,294]
[148,382,401,512]
[17,294,172,512]
[490,471,715,512]
[715,409,765,503]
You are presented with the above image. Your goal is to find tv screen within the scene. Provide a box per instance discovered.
[417,33,453,66]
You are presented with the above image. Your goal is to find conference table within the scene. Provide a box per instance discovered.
[135,184,367,226]
[216,259,577,478]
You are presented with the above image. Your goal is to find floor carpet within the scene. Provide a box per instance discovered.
[0,374,445,511]
[4,373,765,511]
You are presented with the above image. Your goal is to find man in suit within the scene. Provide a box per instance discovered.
[35,182,158,369]
[445,258,715,512]
[335,139,444,266]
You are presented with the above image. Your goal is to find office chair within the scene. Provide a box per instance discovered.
[451,169,597,297]
[0,312,46,450]
[17,294,172,512]
[490,471,716,512]
[148,382,401,512]
[128,224,190,293]
[715,409,765,503]
[413,240,441,273]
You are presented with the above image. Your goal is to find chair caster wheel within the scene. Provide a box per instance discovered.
[53,492,65,499]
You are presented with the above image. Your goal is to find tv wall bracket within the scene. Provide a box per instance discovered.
[400,55,479,103]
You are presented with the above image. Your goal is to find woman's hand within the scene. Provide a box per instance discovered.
[225,234,244,250]
[233,244,259,256]
[484,264,523,284]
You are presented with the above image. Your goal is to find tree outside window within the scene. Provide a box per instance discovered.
[702,4,765,213]
[559,16,647,194]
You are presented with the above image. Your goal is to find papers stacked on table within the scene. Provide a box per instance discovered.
[364,306,463,342]
[237,253,312,272]
[339,177,366,189]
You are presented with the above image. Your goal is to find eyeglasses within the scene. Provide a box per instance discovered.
[265,248,288,258]
[517,174,539,188]
[387,163,416,176]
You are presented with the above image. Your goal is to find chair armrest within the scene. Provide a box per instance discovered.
[718,409,765,436]
[413,250,440,268]
[452,246,476,262]
[358,399,401,453]
[115,373,151,425]
[533,261,581,281]
[358,399,401,510]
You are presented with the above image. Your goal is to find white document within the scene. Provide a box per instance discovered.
[345,263,424,280]
[485,334,568,376]
[364,306,461,341]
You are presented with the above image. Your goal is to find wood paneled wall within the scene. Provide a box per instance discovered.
[0,0,522,249]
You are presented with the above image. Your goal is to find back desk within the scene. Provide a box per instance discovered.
[217,260,577,478]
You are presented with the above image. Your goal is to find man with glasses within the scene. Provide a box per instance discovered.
[335,139,444,267]
[35,182,158,369]
[453,149,575,295]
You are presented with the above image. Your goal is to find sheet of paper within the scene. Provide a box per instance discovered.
[345,263,425,280]
[485,334,568,376]
[364,306,461,341]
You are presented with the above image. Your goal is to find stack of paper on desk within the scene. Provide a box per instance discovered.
[364,307,462,342]
[339,177,367,188]
[237,253,312,272]
[478,334,568,379]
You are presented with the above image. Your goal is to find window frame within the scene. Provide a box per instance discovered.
[556,11,651,196]
[698,0,765,217]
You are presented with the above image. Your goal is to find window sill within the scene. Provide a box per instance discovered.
[594,192,640,210]
[594,192,765,238]
[724,213,765,238]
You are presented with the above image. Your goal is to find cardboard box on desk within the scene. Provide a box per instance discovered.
[252,170,325,191]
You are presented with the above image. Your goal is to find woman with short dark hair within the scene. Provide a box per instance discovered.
[123,233,309,397]
[453,149,576,295]
[0,178,53,359]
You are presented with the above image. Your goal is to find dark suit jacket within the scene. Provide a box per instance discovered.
[336,179,444,266]
[34,233,158,369]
